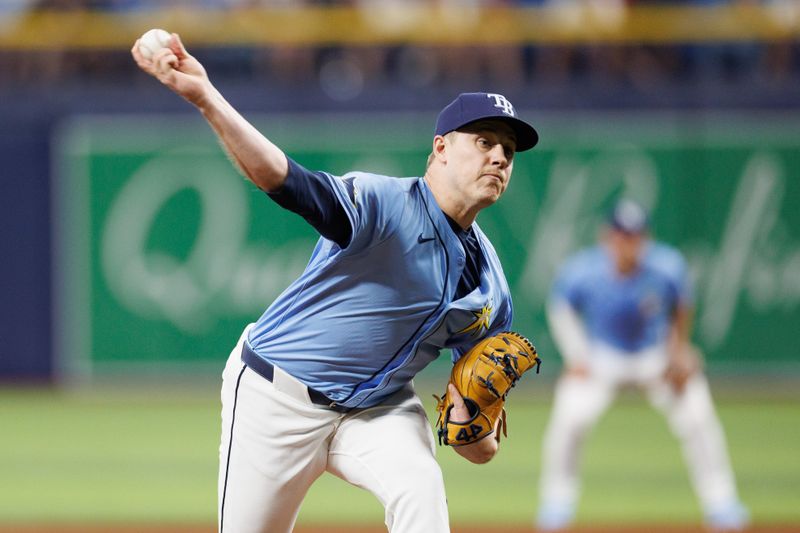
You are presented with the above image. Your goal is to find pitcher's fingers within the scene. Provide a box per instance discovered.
[153,48,179,74]
[447,383,470,422]
[447,383,463,405]
[170,32,188,59]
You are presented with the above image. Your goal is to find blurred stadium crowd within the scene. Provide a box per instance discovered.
[1,0,798,107]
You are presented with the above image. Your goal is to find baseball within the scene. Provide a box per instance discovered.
[138,28,172,60]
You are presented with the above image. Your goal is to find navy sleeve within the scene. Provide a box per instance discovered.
[267,157,354,248]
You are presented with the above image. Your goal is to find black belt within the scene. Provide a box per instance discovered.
[240,342,351,413]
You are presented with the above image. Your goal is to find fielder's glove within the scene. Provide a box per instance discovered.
[434,331,541,446]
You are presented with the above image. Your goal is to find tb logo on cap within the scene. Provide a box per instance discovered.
[486,93,515,117]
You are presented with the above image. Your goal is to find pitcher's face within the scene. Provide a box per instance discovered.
[441,120,517,208]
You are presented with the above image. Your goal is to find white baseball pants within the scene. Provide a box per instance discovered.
[538,344,742,519]
[218,326,450,533]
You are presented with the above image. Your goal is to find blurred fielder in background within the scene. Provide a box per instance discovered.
[536,199,749,533]
[132,32,540,533]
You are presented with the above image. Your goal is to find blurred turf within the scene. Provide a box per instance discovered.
[0,383,798,526]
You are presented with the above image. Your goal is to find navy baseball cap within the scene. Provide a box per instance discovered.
[434,92,539,152]
[608,199,649,235]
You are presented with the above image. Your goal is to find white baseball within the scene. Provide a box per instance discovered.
[138,28,172,60]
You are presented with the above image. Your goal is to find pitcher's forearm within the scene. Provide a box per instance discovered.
[197,87,288,192]
[453,434,498,464]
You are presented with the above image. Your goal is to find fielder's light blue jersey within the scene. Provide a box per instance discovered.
[552,243,692,353]
[248,171,513,408]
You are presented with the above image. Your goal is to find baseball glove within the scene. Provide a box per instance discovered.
[434,331,540,446]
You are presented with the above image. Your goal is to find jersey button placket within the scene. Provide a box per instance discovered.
[452,255,466,295]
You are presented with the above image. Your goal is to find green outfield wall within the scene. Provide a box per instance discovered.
[53,112,800,380]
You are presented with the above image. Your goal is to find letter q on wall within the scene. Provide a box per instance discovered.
[100,149,249,333]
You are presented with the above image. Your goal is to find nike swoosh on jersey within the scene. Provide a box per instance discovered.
[418,234,435,243]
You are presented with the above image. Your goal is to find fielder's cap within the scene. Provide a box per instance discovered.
[608,199,649,235]
[435,92,539,152]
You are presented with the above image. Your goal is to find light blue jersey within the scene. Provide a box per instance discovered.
[248,172,513,408]
[552,243,692,353]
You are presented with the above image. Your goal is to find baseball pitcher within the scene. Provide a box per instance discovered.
[133,32,541,533]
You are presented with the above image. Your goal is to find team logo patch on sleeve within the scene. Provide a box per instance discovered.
[457,302,493,336]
